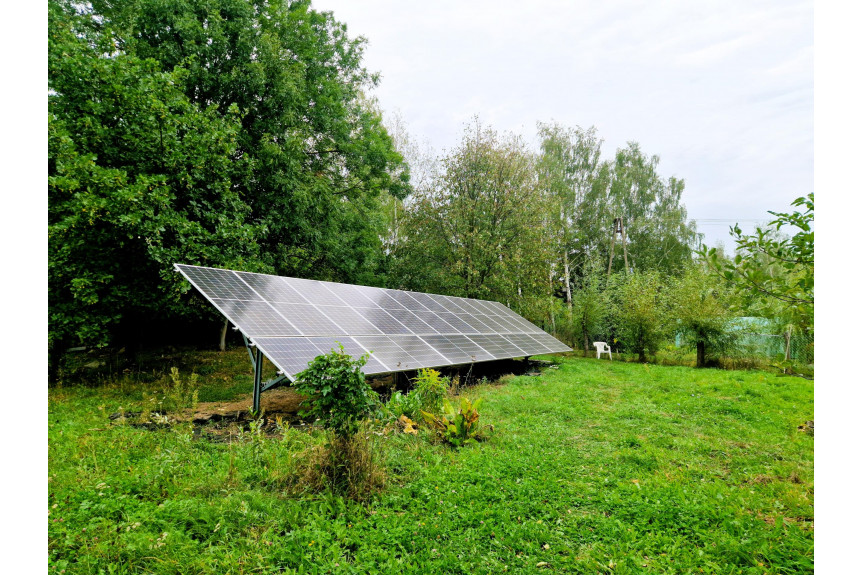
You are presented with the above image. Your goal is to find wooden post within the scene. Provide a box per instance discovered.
[219,319,228,351]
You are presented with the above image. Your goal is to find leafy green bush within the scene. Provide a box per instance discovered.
[607,271,671,362]
[414,368,449,414]
[421,397,488,447]
[383,390,422,420]
[293,344,377,439]
[292,345,384,499]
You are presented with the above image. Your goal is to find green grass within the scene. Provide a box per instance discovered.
[48,356,814,574]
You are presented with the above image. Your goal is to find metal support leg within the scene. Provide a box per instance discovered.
[252,347,263,415]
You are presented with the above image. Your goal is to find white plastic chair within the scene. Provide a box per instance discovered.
[593,341,613,360]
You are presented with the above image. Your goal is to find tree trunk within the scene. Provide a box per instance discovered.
[783,327,792,374]
[563,251,572,311]
[583,332,590,357]
[548,262,556,335]
[696,340,705,368]
[49,341,66,385]
[219,319,228,352]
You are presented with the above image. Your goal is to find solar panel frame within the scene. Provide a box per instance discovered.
[418,335,488,364]
[251,337,325,377]
[311,304,385,336]
[175,263,571,383]
[352,335,423,371]
[283,277,349,306]
[384,289,431,312]
[456,313,497,334]
[307,337,391,375]
[435,312,478,334]
[503,333,552,355]
[354,307,412,334]
[405,291,450,313]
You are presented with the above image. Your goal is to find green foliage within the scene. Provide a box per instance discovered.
[700,194,814,332]
[293,345,377,439]
[420,397,486,447]
[49,0,261,360]
[391,120,553,320]
[295,427,386,502]
[604,144,699,274]
[48,0,410,368]
[382,369,448,422]
[383,390,422,421]
[161,367,200,414]
[537,122,698,300]
[670,266,738,367]
[413,368,449,414]
[608,271,671,362]
[568,274,608,352]
[94,0,410,282]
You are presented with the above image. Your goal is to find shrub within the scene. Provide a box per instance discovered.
[292,345,383,499]
[294,425,386,502]
[383,390,422,421]
[608,271,671,362]
[293,344,378,439]
[413,368,449,413]
[161,367,200,414]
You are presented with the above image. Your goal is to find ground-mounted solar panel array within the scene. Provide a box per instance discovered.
[175,264,571,380]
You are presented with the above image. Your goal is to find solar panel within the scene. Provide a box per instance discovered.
[175,264,570,382]
[235,271,305,303]
[210,299,301,337]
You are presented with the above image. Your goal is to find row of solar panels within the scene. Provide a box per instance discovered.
[175,264,571,380]
[177,264,548,338]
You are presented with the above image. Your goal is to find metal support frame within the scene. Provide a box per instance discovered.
[241,333,289,414]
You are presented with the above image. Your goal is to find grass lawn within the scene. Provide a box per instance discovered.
[48,355,814,574]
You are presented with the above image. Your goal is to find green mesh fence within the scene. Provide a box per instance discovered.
[734,331,814,364]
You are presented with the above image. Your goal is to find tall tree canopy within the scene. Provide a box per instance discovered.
[537,123,699,292]
[49,0,409,366]
[391,121,552,322]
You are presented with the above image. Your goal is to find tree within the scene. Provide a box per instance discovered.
[670,266,737,367]
[699,194,814,331]
[568,274,608,354]
[391,120,553,322]
[49,1,261,377]
[536,125,699,291]
[603,143,700,275]
[48,0,410,375]
[92,0,411,282]
[536,122,604,306]
[608,271,670,362]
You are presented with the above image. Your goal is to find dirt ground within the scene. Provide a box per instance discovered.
[189,373,397,425]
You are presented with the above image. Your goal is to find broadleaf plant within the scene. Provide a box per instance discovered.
[293,344,377,439]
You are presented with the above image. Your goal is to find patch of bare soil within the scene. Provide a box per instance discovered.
[192,387,305,423]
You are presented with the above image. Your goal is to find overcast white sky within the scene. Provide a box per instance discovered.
[312,0,813,248]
